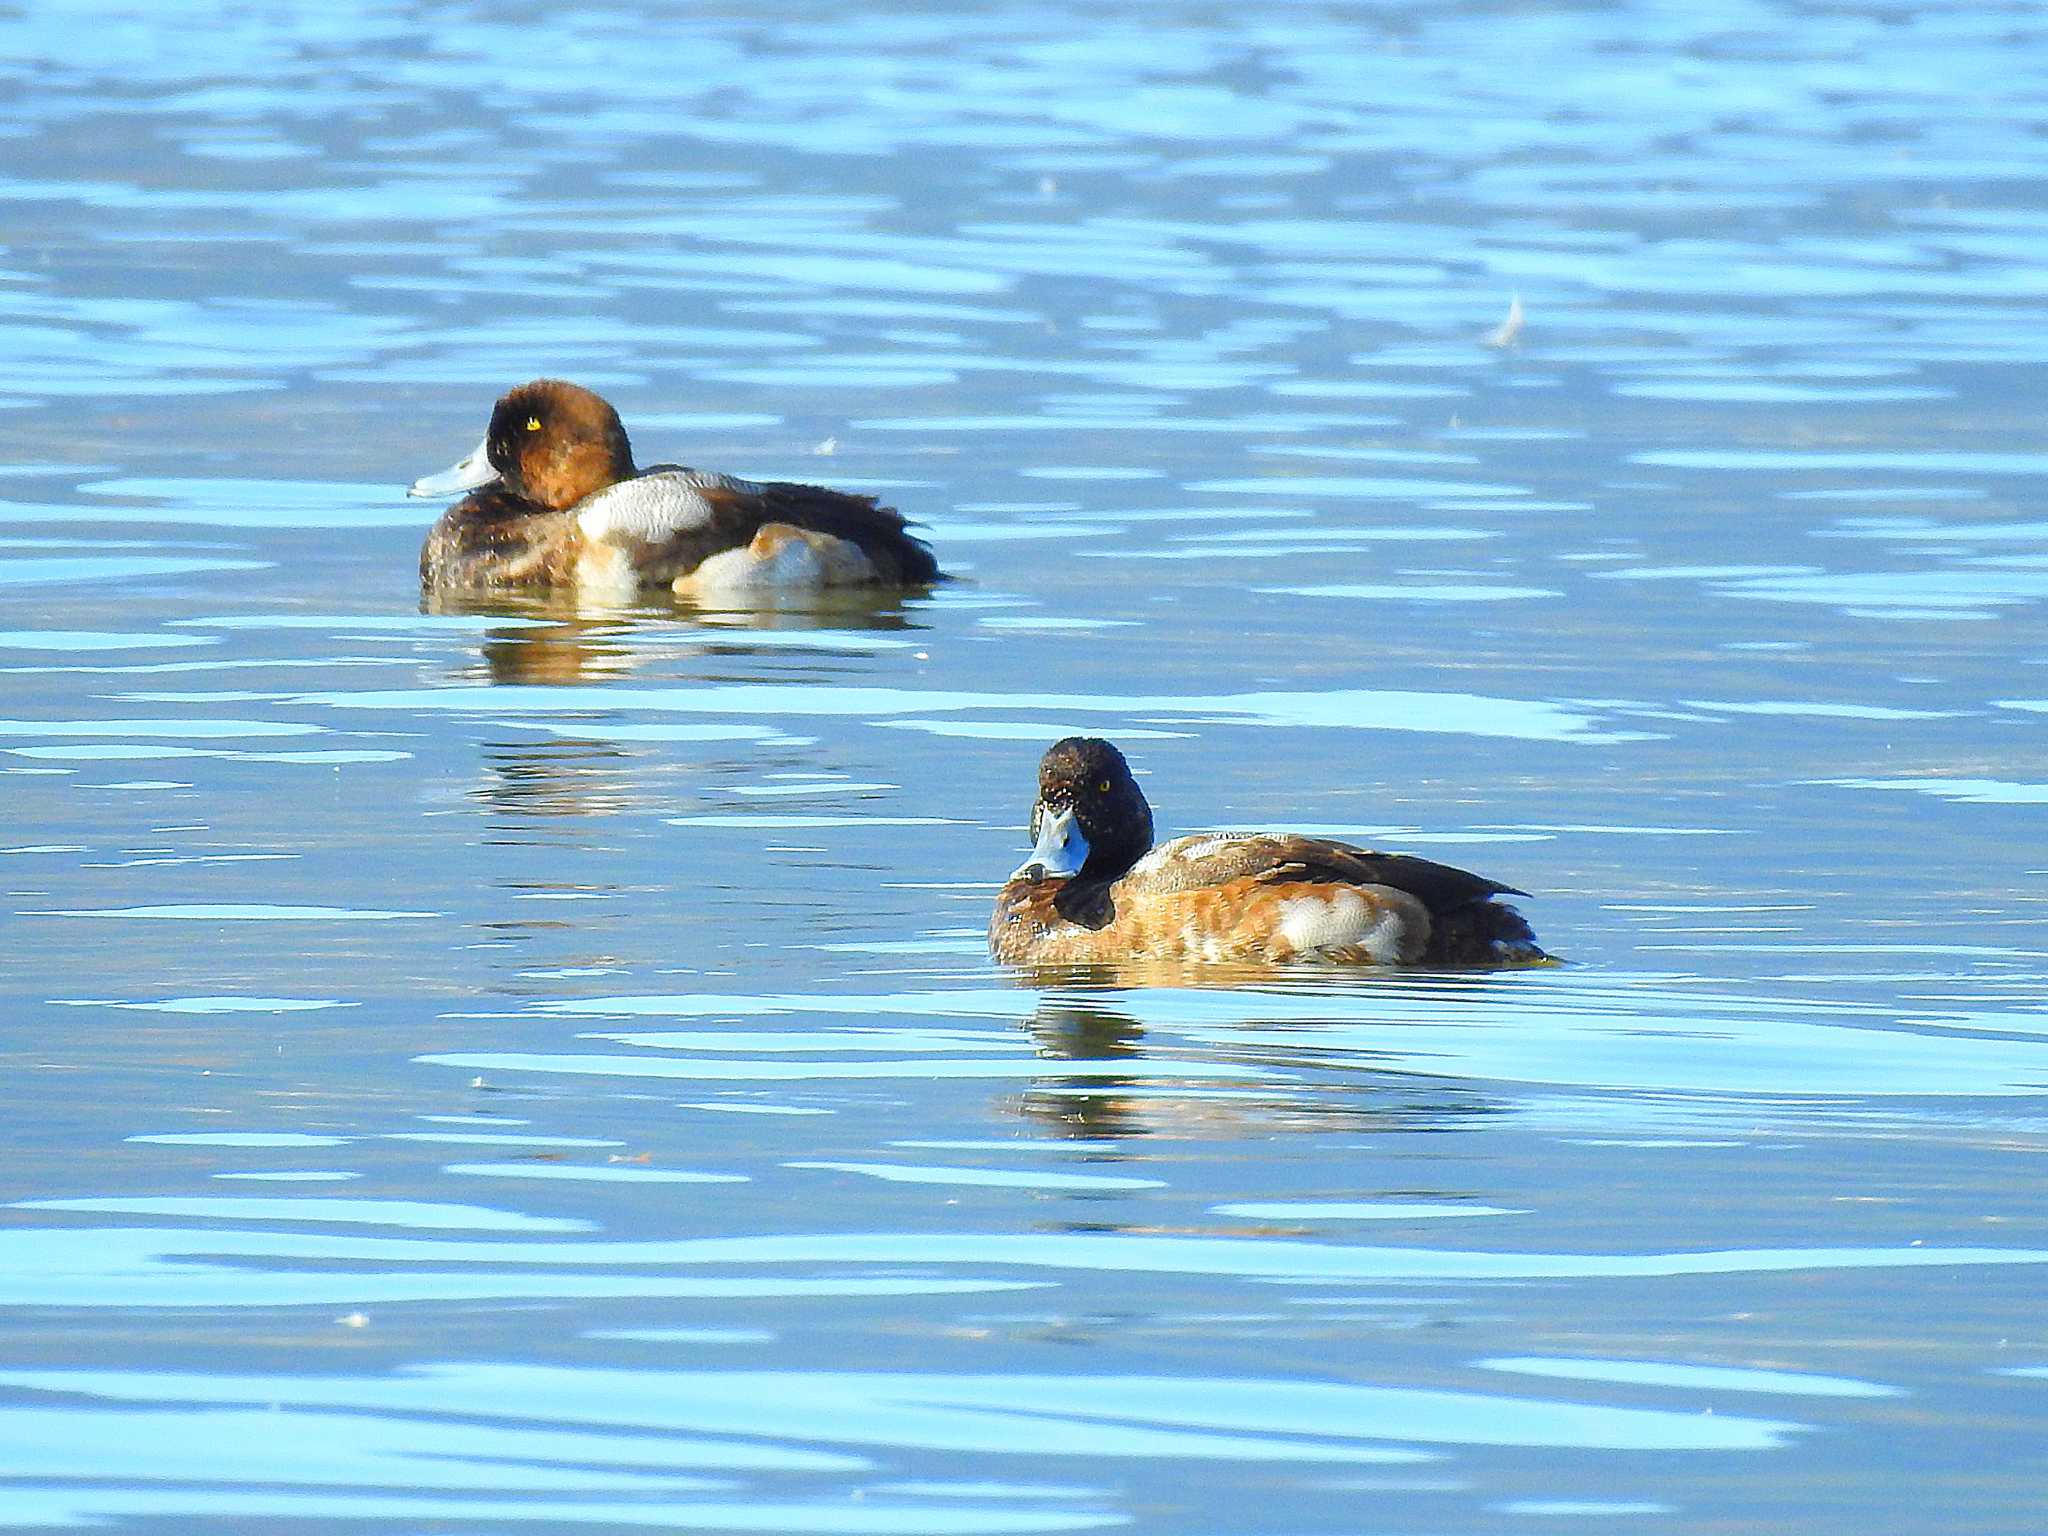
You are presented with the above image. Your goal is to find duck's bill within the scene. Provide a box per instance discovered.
[407,438,497,499]
[1011,804,1089,881]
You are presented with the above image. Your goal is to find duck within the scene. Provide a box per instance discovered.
[409,380,940,596]
[989,737,1549,967]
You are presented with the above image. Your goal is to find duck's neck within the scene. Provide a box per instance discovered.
[1058,829,1150,928]
[1051,874,1118,931]
[1082,799,1153,882]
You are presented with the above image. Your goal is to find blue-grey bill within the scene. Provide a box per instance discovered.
[1011,804,1089,881]
[408,438,497,499]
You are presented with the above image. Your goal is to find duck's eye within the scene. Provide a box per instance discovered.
[524,416,542,432]
[1097,779,1112,794]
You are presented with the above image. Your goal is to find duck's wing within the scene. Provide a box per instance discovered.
[578,468,937,584]
[1123,833,1524,914]
[748,476,939,583]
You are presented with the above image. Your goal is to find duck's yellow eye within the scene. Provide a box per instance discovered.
[1097,780,1112,794]
[525,416,542,432]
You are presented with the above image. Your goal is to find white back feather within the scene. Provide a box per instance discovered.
[576,469,762,547]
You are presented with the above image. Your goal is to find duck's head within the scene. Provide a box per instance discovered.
[1012,736,1155,884]
[409,379,636,512]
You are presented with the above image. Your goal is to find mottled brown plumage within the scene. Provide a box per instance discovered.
[992,873,1434,965]
[989,737,1549,968]
[418,485,585,589]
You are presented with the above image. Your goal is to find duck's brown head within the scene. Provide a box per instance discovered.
[410,379,636,512]
[483,380,636,511]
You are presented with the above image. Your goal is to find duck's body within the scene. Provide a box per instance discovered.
[989,739,1548,968]
[411,381,939,597]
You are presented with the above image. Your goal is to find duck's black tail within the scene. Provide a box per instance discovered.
[1424,899,1551,967]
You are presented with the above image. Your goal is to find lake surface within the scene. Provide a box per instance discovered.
[3,0,2047,1529]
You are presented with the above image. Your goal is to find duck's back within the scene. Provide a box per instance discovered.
[582,467,938,589]
[1108,833,1543,966]
[745,476,940,585]
[1125,833,1521,909]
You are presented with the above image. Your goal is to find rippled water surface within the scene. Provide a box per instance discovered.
[4,1,2048,1530]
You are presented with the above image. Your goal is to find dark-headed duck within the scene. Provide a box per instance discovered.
[410,380,940,596]
[989,737,1549,967]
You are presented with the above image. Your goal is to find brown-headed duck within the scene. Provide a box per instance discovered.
[410,380,939,596]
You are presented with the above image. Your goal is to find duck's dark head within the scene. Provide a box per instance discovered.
[1012,736,1155,886]
[409,379,636,512]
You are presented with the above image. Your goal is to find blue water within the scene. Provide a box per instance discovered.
[3,0,2048,1530]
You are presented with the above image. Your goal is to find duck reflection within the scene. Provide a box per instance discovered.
[1011,980,1506,1141]
[1014,993,1151,1139]
[417,587,929,825]
[425,585,929,686]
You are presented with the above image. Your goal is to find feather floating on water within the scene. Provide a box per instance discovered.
[1484,293,1525,349]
